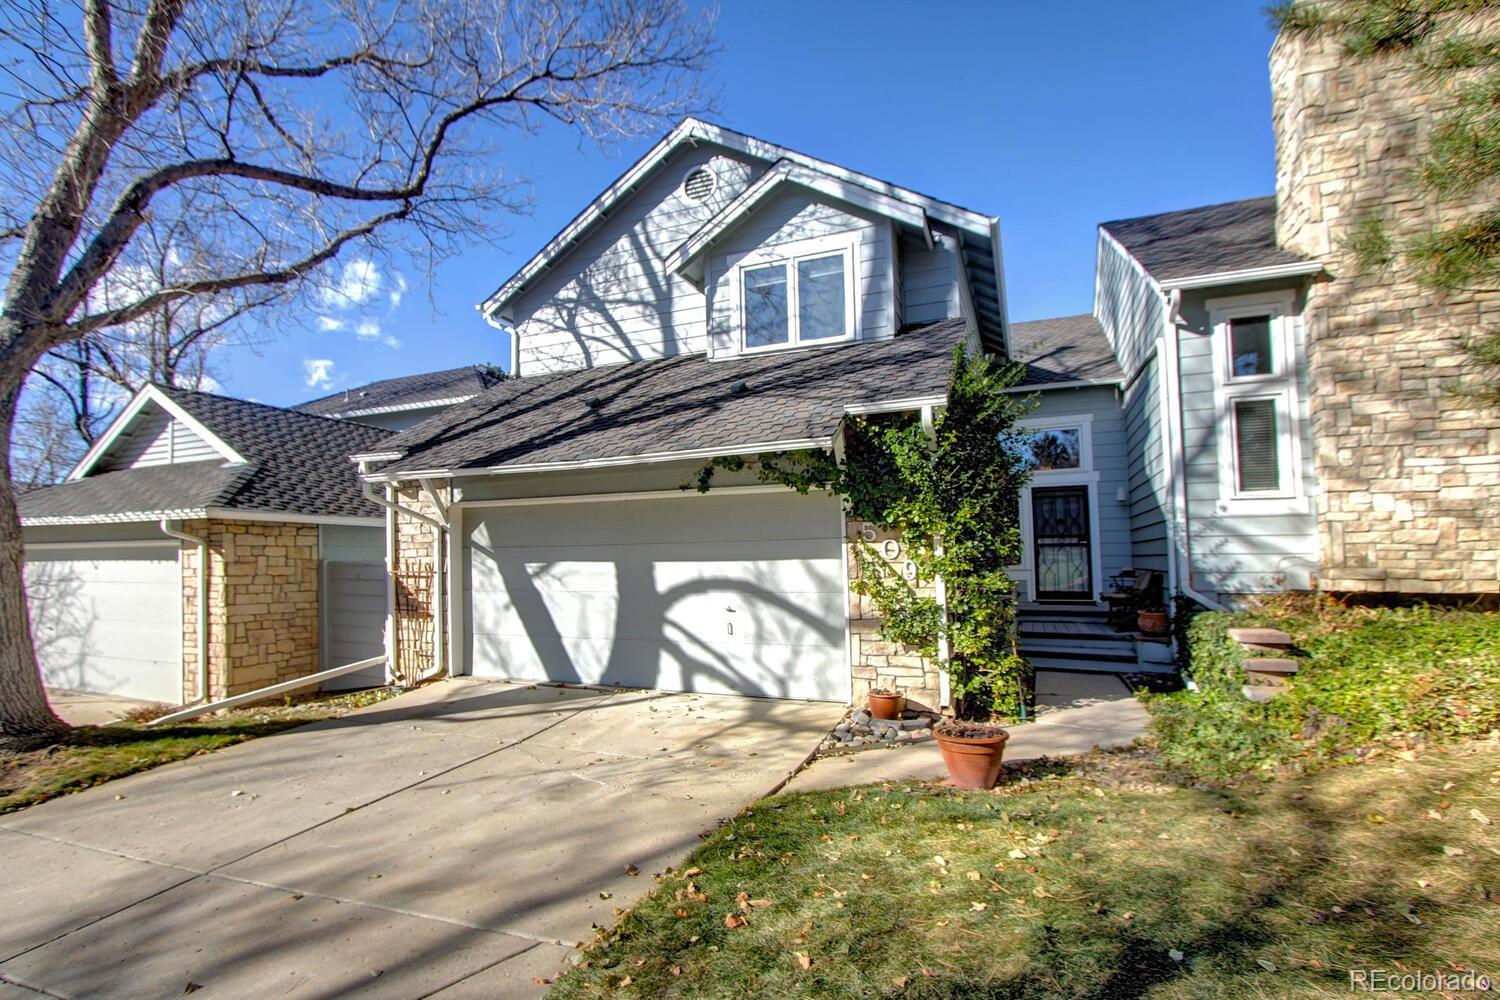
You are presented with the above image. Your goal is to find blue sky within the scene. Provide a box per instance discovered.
[237,0,1282,407]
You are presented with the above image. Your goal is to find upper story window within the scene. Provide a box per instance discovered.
[738,238,855,352]
[1209,291,1306,512]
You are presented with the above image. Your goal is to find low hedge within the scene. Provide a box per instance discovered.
[1146,597,1500,782]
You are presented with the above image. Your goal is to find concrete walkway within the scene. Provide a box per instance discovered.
[0,680,840,999]
[781,670,1149,794]
[46,689,157,727]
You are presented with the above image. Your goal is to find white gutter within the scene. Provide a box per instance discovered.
[160,519,210,702]
[1160,260,1322,291]
[1160,289,1225,612]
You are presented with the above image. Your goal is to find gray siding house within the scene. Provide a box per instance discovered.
[362,119,1159,707]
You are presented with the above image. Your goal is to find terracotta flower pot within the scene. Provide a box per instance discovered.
[934,723,1009,789]
[1137,610,1168,635]
[868,690,905,720]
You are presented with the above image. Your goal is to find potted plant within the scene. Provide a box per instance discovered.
[933,721,1010,789]
[868,687,905,720]
[1137,604,1168,635]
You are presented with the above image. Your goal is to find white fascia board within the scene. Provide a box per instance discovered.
[22,507,209,526]
[67,384,245,481]
[479,117,994,320]
[202,508,381,527]
[364,435,835,483]
[349,450,407,464]
[843,394,948,416]
[326,395,475,419]
[989,218,1013,359]
[666,160,932,277]
[1160,260,1324,290]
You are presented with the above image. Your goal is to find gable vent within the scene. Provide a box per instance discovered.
[682,167,716,203]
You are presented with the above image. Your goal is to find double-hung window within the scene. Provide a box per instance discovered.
[1209,292,1305,512]
[738,239,855,351]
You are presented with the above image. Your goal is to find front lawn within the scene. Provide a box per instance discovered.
[549,742,1500,998]
[1147,599,1500,782]
[0,687,397,814]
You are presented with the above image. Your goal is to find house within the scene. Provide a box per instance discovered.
[355,119,1140,711]
[293,365,506,430]
[18,385,393,704]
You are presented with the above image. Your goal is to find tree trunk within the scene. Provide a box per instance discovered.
[0,380,68,752]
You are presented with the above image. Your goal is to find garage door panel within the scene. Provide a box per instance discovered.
[471,585,843,648]
[465,493,847,701]
[24,548,182,704]
[468,501,839,550]
[471,633,846,701]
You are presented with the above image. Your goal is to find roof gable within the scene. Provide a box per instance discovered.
[70,385,245,481]
[479,118,1010,357]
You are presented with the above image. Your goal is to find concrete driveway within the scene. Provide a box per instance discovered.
[0,680,839,999]
[46,689,158,726]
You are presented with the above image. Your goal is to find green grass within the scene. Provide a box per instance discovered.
[0,687,397,814]
[548,743,1500,999]
[1146,599,1500,782]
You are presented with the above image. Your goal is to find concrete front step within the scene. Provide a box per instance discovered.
[1227,627,1293,649]
[1027,655,1177,676]
[1019,603,1111,619]
[1020,639,1137,660]
[1243,657,1299,676]
[1018,625,1132,643]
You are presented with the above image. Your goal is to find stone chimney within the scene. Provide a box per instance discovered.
[1270,23,1500,599]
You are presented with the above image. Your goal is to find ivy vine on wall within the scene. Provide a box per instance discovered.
[689,347,1038,720]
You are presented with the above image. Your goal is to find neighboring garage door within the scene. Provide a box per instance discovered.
[319,524,387,691]
[465,491,848,701]
[23,545,183,704]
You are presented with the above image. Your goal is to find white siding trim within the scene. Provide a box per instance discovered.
[68,385,245,481]
[1162,260,1323,290]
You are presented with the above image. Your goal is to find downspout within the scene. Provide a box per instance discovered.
[160,519,209,702]
[1161,289,1226,612]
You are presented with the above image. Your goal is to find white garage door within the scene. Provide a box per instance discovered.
[24,546,183,704]
[465,491,848,701]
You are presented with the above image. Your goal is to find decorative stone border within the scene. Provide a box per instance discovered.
[817,706,940,755]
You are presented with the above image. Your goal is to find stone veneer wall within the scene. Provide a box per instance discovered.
[846,520,946,712]
[178,519,321,700]
[390,482,449,681]
[1272,24,1500,597]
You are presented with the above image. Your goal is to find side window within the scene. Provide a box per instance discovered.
[737,241,854,351]
[1210,295,1303,507]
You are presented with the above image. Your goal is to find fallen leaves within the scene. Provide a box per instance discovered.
[723,913,748,930]
[795,953,812,970]
[1469,808,1492,826]
[624,864,640,877]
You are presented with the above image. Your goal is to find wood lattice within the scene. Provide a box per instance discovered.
[393,569,434,686]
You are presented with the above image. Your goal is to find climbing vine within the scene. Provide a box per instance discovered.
[690,347,1037,719]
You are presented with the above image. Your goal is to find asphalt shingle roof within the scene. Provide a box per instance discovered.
[20,388,394,523]
[375,319,968,475]
[18,461,250,523]
[1009,314,1123,387]
[1101,196,1313,283]
[293,365,503,418]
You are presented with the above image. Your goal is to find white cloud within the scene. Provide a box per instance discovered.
[317,316,346,332]
[354,319,382,341]
[303,359,335,390]
[317,258,383,309]
[383,335,402,350]
[389,273,408,308]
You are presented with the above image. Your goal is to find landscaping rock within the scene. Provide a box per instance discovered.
[851,709,872,725]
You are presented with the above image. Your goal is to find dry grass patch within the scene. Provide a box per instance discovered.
[549,743,1500,999]
[0,687,397,814]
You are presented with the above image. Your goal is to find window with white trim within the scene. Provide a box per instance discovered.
[1210,293,1303,507]
[738,241,854,351]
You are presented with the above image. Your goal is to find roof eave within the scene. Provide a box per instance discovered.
[1159,260,1324,290]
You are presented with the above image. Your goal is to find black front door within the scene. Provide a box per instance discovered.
[1032,486,1092,600]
